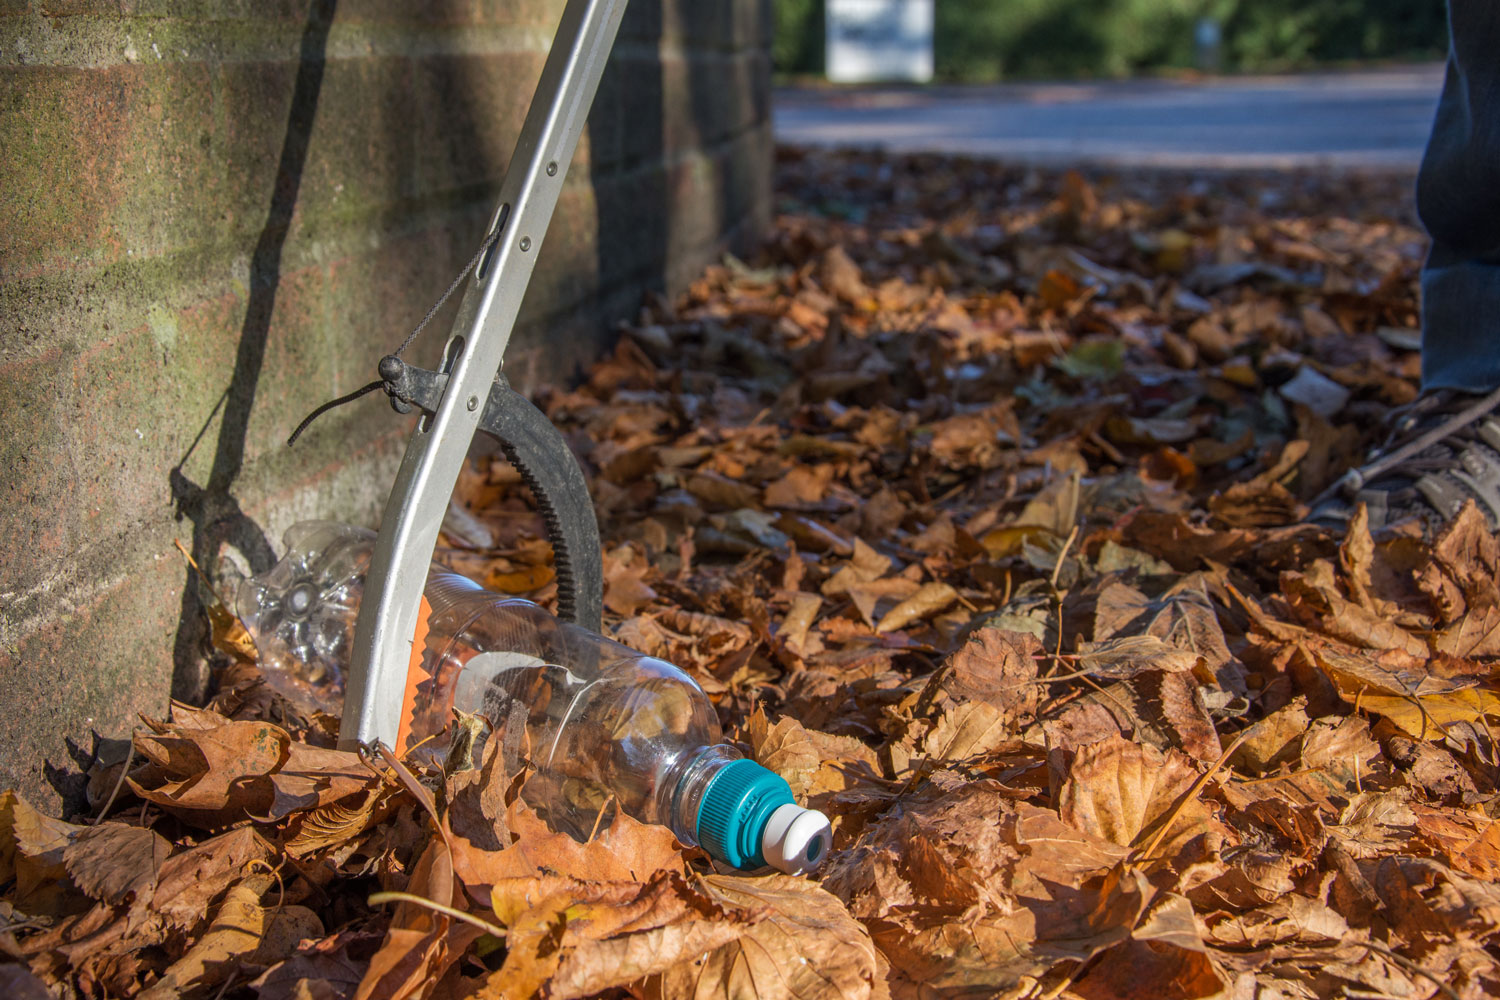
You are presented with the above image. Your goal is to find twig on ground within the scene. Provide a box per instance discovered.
[368,892,508,939]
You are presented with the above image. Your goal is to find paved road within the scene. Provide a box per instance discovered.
[775,66,1444,169]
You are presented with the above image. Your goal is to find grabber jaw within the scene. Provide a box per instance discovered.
[337,0,628,754]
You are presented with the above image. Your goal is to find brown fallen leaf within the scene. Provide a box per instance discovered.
[1282,567,1429,658]
[1071,634,1204,679]
[820,244,873,306]
[1333,791,1418,859]
[660,874,880,1000]
[941,627,1042,725]
[1305,641,1500,741]
[140,878,324,1000]
[1228,698,1313,775]
[484,872,761,1000]
[777,591,823,656]
[764,464,834,508]
[284,783,402,858]
[1189,847,1313,911]
[1057,734,1217,858]
[1072,892,1227,1000]
[147,825,274,932]
[451,794,683,906]
[921,701,1014,765]
[1417,502,1500,623]
[483,562,556,594]
[62,823,170,907]
[357,838,482,1000]
[876,582,958,633]
[748,710,881,804]
[1202,893,1351,950]
[1411,804,1500,880]
[129,716,289,821]
[603,547,660,616]
[1374,854,1500,945]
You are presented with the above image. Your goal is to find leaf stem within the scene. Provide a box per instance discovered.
[1132,726,1253,865]
[368,892,509,939]
[92,729,139,825]
[1358,941,1460,1000]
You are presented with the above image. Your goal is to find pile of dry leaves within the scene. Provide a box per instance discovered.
[5,148,1500,999]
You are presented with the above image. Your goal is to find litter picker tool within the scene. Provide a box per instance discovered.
[297,0,629,753]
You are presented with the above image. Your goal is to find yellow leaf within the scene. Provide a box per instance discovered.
[1357,688,1500,742]
[484,562,556,594]
[980,524,1057,559]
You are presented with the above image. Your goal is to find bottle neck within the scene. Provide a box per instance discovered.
[661,744,743,848]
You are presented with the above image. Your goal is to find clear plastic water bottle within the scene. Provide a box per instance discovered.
[238,521,832,875]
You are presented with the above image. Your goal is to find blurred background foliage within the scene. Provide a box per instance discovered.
[776,0,1449,80]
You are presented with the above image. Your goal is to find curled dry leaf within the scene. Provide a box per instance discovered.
[749,710,881,802]
[875,582,958,633]
[284,784,401,858]
[357,837,481,1000]
[1,791,85,912]
[777,591,823,655]
[139,880,324,1000]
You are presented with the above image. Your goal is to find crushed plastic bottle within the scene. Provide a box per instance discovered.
[238,521,833,875]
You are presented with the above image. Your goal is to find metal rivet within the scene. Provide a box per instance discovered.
[547,161,558,176]
[519,236,532,252]
[467,395,479,411]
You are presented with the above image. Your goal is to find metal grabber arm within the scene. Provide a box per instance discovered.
[338,0,630,753]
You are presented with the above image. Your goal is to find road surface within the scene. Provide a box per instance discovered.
[775,66,1444,169]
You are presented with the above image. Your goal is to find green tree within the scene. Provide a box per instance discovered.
[775,0,1448,80]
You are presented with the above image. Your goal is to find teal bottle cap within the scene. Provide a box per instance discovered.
[696,759,796,870]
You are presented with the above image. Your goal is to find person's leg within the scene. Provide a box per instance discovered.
[1310,1,1500,531]
[1416,0,1500,393]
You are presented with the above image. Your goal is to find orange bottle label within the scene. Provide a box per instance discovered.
[394,595,434,755]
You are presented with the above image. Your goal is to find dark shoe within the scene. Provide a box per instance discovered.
[1312,387,1500,534]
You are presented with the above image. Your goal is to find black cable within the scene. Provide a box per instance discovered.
[286,222,505,448]
[286,379,385,446]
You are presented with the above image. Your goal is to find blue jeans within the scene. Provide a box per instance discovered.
[1419,0,1500,392]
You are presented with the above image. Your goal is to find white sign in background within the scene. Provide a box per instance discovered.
[826,0,935,84]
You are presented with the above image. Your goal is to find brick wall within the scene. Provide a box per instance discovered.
[0,0,774,809]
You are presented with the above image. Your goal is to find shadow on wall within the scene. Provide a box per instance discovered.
[594,1,666,352]
[160,0,737,709]
[167,0,339,706]
[590,0,732,352]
